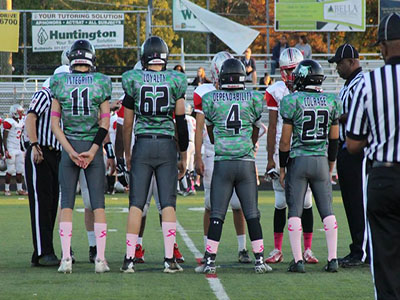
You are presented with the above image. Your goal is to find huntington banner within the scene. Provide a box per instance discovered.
[275,0,366,32]
[32,12,124,52]
[0,12,20,52]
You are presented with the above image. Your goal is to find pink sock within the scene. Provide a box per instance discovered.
[94,223,107,261]
[274,232,284,251]
[59,222,72,260]
[162,222,176,259]
[303,232,313,250]
[288,217,303,262]
[126,233,138,259]
[251,239,264,254]
[323,215,338,261]
[206,239,219,254]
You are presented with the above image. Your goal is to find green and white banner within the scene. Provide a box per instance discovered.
[32,12,124,52]
[275,0,366,32]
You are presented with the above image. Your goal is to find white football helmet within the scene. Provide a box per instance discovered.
[61,48,70,66]
[185,103,193,115]
[210,51,234,84]
[134,61,143,70]
[279,48,304,89]
[0,158,6,172]
[10,104,24,120]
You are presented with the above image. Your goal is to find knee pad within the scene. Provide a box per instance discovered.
[208,218,224,242]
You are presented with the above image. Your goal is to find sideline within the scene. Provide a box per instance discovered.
[176,220,230,300]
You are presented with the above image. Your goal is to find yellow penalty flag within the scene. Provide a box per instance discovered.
[0,12,19,52]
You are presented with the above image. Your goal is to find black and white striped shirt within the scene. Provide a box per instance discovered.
[338,67,363,142]
[27,88,61,151]
[346,57,400,162]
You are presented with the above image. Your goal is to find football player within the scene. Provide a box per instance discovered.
[3,104,27,196]
[120,36,188,273]
[195,58,271,274]
[50,39,112,273]
[279,60,340,273]
[264,48,318,264]
[194,52,252,263]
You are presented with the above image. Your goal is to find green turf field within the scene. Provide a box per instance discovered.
[0,191,374,300]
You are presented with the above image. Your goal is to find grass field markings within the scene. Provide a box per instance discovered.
[108,229,118,232]
[188,207,233,213]
[176,220,230,300]
[75,207,129,213]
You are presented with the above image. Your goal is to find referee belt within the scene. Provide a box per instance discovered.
[372,161,400,168]
[135,134,174,140]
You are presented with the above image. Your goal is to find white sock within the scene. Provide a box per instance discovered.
[137,237,143,246]
[17,183,23,191]
[87,231,96,247]
[204,235,208,251]
[237,234,246,252]
[5,184,10,192]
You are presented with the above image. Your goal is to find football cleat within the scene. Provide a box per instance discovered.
[195,252,216,274]
[238,249,252,264]
[303,248,319,264]
[17,190,28,196]
[254,253,272,274]
[58,258,72,274]
[89,246,97,264]
[70,248,76,264]
[325,259,339,272]
[174,243,184,263]
[163,258,183,273]
[265,249,283,264]
[95,258,110,273]
[134,244,145,263]
[4,190,11,196]
[287,260,306,273]
[120,256,135,273]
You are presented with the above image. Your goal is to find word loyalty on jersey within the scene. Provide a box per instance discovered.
[212,91,252,102]
[304,95,328,107]
[143,73,166,83]
[66,75,94,85]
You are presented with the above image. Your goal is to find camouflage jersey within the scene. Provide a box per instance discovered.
[202,89,264,161]
[280,91,341,158]
[50,72,112,141]
[122,69,187,137]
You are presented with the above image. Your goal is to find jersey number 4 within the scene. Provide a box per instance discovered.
[140,85,169,116]
[70,87,90,116]
[225,104,242,134]
[302,110,329,141]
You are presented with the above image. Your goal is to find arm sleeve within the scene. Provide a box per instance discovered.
[176,73,188,100]
[122,94,135,110]
[27,90,51,117]
[280,95,295,125]
[265,90,278,111]
[193,91,203,114]
[103,76,112,101]
[331,96,341,125]
[3,121,12,130]
[252,92,264,128]
[176,114,189,151]
[346,78,369,140]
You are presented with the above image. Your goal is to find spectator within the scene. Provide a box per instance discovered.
[295,35,312,59]
[258,72,274,90]
[240,48,257,85]
[174,64,185,73]
[271,36,289,75]
[190,67,212,86]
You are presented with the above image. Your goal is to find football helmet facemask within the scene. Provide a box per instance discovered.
[292,59,325,91]
[10,104,24,120]
[279,48,304,90]
[218,58,246,90]
[140,36,169,69]
[68,39,96,69]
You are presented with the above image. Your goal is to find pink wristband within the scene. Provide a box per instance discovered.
[51,111,61,117]
[100,113,110,119]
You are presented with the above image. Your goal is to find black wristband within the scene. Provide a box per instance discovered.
[279,150,290,168]
[93,127,108,146]
[104,142,115,159]
[176,114,189,152]
[328,139,339,162]
[31,142,39,147]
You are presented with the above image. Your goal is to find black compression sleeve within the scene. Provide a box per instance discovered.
[328,139,339,162]
[175,114,189,151]
[279,150,290,168]
[93,127,108,146]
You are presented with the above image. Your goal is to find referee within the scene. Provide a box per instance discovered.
[346,12,400,300]
[328,44,369,267]
[25,87,61,267]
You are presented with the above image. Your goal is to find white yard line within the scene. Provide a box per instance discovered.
[176,220,230,300]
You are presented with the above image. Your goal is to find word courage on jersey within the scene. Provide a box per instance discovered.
[303,95,328,107]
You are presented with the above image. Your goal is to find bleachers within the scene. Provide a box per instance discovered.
[0,56,384,173]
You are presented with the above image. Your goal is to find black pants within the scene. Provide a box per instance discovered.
[26,146,60,263]
[337,146,368,261]
[367,166,400,300]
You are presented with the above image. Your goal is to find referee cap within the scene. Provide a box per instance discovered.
[328,44,359,63]
[375,12,400,45]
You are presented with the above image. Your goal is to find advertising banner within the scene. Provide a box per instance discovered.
[0,12,20,52]
[379,0,400,21]
[32,12,124,52]
[275,0,366,32]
